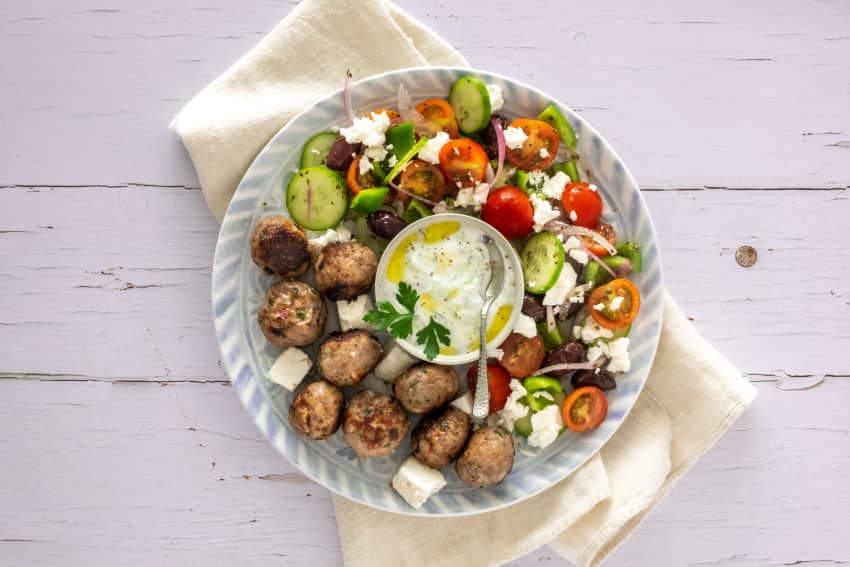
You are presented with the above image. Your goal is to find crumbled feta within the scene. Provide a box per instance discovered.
[543,263,578,306]
[539,147,549,158]
[392,456,446,509]
[567,282,592,303]
[337,294,376,332]
[486,84,504,112]
[593,302,605,311]
[589,184,598,192]
[454,147,462,156]
[387,154,398,167]
[455,185,489,210]
[418,131,450,164]
[267,347,312,391]
[526,170,548,190]
[358,155,373,175]
[533,390,554,402]
[564,236,582,250]
[573,317,615,343]
[374,339,417,382]
[530,195,561,232]
[364,144,388,163]
[503,126,528,150]
[310,149,321,155]
[339,111,391,147]
[569,248,589,265]
[450,390,474,415]
[540,171,570,200]
[569,210,578,222]
[528,404,564,448]
[587,337,631,373]
[497,379,529,430]
[308,226,352,255]
[610,296,624,311]
[513,313,538,338]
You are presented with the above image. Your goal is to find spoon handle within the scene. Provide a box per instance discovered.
[472,298,492,424]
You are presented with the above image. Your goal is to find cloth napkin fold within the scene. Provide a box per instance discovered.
[171,0,757,565]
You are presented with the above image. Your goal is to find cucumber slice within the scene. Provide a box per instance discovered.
[513,415,532,437]
[520,232,565,294]
[449,76,492,134]
[615,242,643,273]
[515,169,531,192]
[536,320,564,351]
[549,161,580,183]
[537,104,578,150]
[299,132,338,168]
[285,166,348,230]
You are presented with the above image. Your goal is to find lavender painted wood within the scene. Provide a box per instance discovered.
[1,0,849,565]
[0,0,848,190]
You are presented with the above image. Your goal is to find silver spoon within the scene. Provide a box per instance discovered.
[472,235,505,425]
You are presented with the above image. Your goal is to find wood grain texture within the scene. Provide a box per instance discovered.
[0,0,848,190]
[1,0,848,565]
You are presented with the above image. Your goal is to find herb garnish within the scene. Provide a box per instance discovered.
[416,316,451,360]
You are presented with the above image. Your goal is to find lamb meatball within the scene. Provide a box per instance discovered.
[314,241,378,301]
[411,406,470,469]
[288,380,344,440]
[393,363,459,415]
[317,330,382,387]
[257,280,326,348]
[455,426,515,488]
[343,390,410,457]
[250,216,310,277]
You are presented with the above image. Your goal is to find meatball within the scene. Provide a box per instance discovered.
[317,330,382,387]
[542,341,586,377]
[250,216,310,277]
[455,426,515,488]
[314,241,378,301]
[257,280,326,348]
[393,363,459,415]
[343,390,410,457]
[411,406,470,469]
[288,380,345,440]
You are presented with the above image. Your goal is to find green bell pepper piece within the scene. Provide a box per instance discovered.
[401,199,433,224]
[549,161,580,183]
[349,187,389,214]
[386,122,415,162]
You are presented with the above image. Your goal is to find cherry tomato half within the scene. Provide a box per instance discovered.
[562,386,608,432]
[370,108,400,120]
[588,278,641,330]
[482,186,534,240]
[346,156,394,203]
[415,98,459,138]
[398,158,448,204]
[498,333,545,378]
[561,182,603,228]
[467,365,512,414]
[438,138,489,190]
[505,118,559,171]
[582,222,617,257]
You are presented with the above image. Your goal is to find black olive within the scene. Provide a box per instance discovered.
[571,368,616,391]
[521,292,546,322]
[542,341,585,376]
[325,137,360,171]
[366,210,406,240]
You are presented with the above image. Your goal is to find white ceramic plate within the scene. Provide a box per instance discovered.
[212,67,664,516]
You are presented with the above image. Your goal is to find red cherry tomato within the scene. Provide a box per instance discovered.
[562,386,608,432]
[467,365,512,414]
[415,99,459,138]
[582,222,617,257]
[561,182,603,228]
[438,138,489,189]
[504,119,560,171]
[482,186,533,240]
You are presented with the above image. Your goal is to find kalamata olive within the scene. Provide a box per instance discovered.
[521,292,546,322]
[542,341,585,377]
[564,299,585,319]
[571,368,616,391]
[325,137,360,171]
[480,114,508,161]
[367,210,406,240]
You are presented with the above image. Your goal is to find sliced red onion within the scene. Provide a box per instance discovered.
[582,245,618,278]
[484,162,495,184]
[491,116,506,186]
[388,179,441,208]
[536,361,597,375]
[397,84,429,135]
[546,304,557,335]
[343,69,356,123]
[545,221,618,255]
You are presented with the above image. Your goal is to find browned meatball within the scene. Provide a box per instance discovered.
[314,241,378,301]
[411,406,470,469]
[250,216,310,277]
[343,390,409,457]
[288,380,345,440]
[455,426,515,488]
[257,280,326,348]
[393,363,459,415]
[317,330,382,387]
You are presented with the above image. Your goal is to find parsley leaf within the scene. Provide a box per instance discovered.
[416,316,451,360]
[363,282,420,339]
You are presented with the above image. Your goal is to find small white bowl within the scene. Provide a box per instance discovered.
[374,213,524,365]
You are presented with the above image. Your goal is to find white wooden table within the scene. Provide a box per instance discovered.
[2,1,848,565]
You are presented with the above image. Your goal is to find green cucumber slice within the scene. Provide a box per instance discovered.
[386,122,415,162]
[549,161,580,183]
[285,166,348,230]
[401,199,433,224]
[513,415,532,437]
[449,76,492,134]
[515,169,531,192]
[536,320,564,351]
[537,104,578,150]
[520,232,565,294]
[299,132,338,168]
[615,242,643,273]
[349,187,389,214]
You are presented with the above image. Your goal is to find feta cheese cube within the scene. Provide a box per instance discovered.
[540,171,569,200]
[450,390,474,415]
[267,347,312,391]
[503,126,528,150]
[337,294,376,332]
[497,379,529,430]
[418,131,450,164]
[543,263,578,306]
[392,456,447,509]
[528,404,564,448]
[530,195,561,232]
[573,318,615,343]
[374,339,417,382]
[486,84,504,112]
[308,226,352,255]
[513,313,538,338]
[339,111,391,147]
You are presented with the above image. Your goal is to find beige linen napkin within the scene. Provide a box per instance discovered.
[171,1,757,565]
